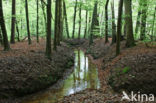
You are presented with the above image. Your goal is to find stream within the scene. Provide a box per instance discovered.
[22,50,100,103]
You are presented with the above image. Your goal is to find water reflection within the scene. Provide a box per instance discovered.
[22,49,100,103]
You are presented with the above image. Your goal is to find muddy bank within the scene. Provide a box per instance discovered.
[0,41,74,100]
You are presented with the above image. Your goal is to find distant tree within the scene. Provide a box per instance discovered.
[36,0,39,43]
[16,21,20,42]
[111,0,116,44]
[63,0,70,38]
[25,0,31,44]
[105,0,109,43]
[140,0,148,40]
[135,0,142,36]
[116,0,123,56]
[124,0,135,47]
[84,9,88,38]
[78,1,82,39]
[89,1,98,45]
[10,0,16,44]
[46,0,52,59]
[72,0,78,38]
[0,0,10,51]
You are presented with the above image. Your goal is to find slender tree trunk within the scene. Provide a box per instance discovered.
[25,0,31,44]
[16,21,20,42]
[0,0,10,50]
[124,0,135,47]
[59,0,63,43]
[0,28,3,45]
[105,0,109,43]
[140,0,148,40]
[111,0,116,44]
[63,0,70,38]
[72,0,78,38]
[46,0,52,59]
[78,2,82,39]
[54,0,59,50]
[89,1,98,45]
[151,6,156,40]
[116,0,123,56]
[41,0,47,31]
[135,0,142,36]
[36,0,39,43]
[84,10,88,38]
[10,0,16,44]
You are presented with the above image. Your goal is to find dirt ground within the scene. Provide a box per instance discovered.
[0,39,74,102]
[59,38,156,103]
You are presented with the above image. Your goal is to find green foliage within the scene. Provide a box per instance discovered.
[122,66,131,74]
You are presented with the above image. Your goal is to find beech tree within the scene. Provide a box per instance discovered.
[116,0,123,55]
[25,0,31,44]
[111,0,116,44]
[46,0,52,59]
[105,0,109,43]
[10,0,16,44]
[72,0,78,38]
[0,0,10,51]
[124,0,135,47]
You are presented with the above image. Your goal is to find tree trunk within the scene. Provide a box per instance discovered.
[89,1,98,45]
[63,0,70,38]
[10,0,16,44]
[0,0,10,51]
[36,0,39,43]
[140,0,148,40]
[16,21,20,42]
[135,0,142,36]
[124,0,135,47]
[78,2,82,39]
[59,0,63,43]
[111,0,116,44]
[84,10,88,38]
[0,28,3,45]
[46,0,52,59]
[72,0,78,38]
[151,6,156,40]
[25,0,31,44]
[54,0,59,50]
[116,0,123,56]
[105,0,109,43]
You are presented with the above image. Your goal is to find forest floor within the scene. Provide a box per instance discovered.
[60,38,156,103]
[0,39,75,102]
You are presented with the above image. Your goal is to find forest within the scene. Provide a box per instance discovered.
[0,0,156,103]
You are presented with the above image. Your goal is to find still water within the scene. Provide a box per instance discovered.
[22,50,100,103]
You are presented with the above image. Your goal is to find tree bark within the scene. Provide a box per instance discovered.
[72,0,78,38]
[25,0,31,44]
[16,21,20,42]
[89,1,98,45]
[124,0,135,47]
[116,0,123,56]
[0,28,3,45]
[46,0,52,59]
[135,0,142,36]
[36,0,39,43]
[78,2,82,39]
[63,0,70,38]
[151,6,156,40]
[0,0,10,50]
[111,0,116,44]
[140,0,148,40]
[105,0,109,43]
[84,10,88,38]
[10,0,16,44]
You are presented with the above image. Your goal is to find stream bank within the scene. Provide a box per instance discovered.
[0,40,74,103]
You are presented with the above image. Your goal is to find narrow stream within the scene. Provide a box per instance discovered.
[22,50,100,103]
